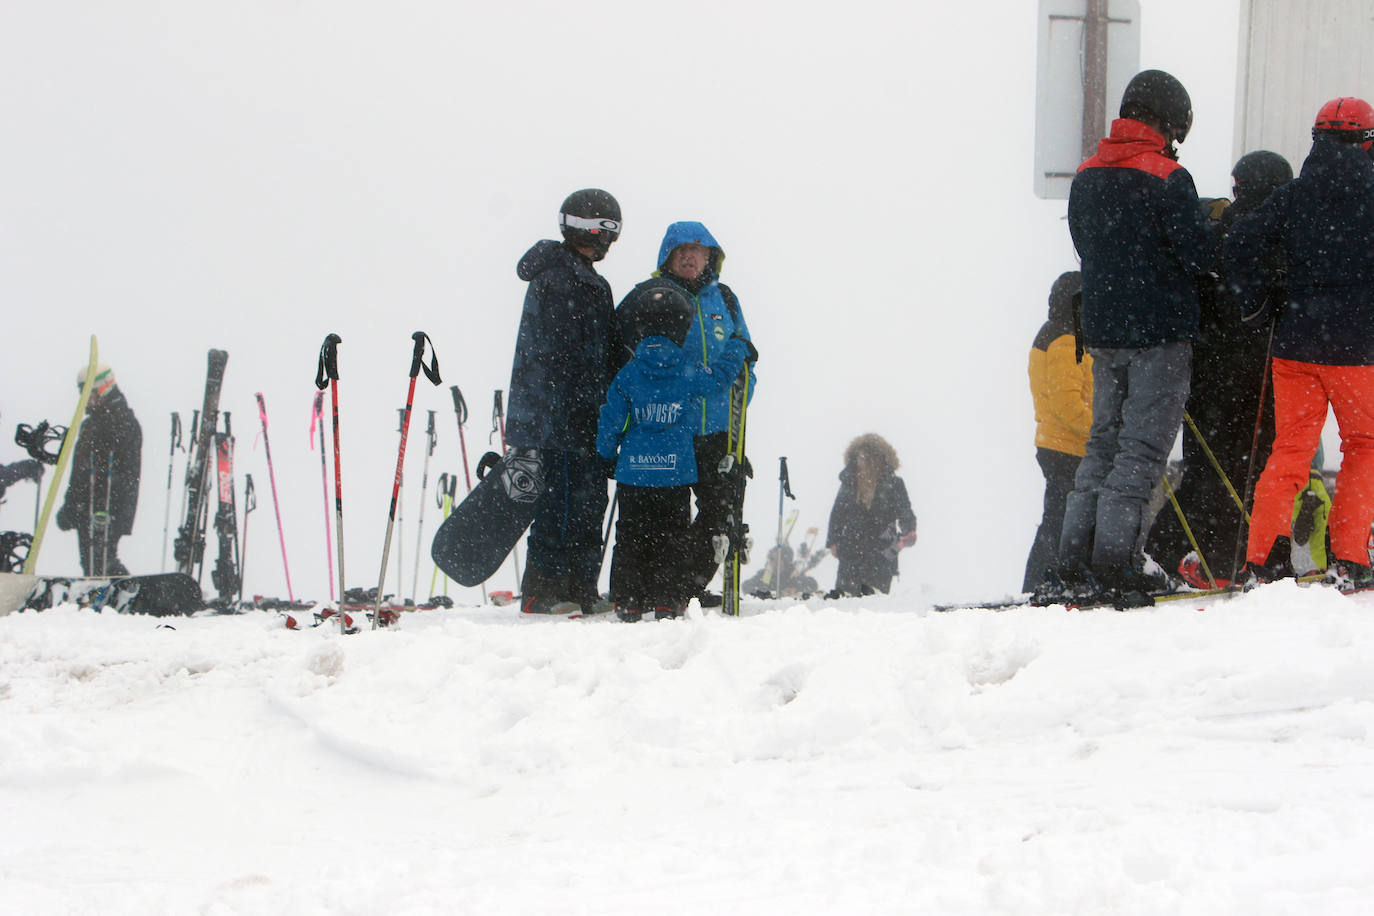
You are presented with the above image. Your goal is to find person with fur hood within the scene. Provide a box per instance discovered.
[825,434,916,597]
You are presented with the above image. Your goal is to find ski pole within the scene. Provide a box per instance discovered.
[315,333,348,634]
[450,385,486,602]
[775,457,795,598]
[1162,473,1217,588]
[240,473,257,605]
[394,408,406,600]
[102,453,114,577]
[87,462,96,576]
[1230,320,1276,583]
[311,391,335,602]
[430,471,457,597]
[255,393,295,602]
[161,412,183,572]
[1183,411,1248,519]
[373,332,442,629]
[492,390,522,590]
[411,410,437,602]
[452,385,473,491]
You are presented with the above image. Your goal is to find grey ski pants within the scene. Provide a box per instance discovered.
[1058,341,1191,575]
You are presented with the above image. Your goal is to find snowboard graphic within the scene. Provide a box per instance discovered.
[430,448,543,587]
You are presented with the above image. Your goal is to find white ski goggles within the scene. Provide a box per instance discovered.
[559,213,621,235]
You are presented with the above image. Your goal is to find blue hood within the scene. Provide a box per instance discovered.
[656,221,725,277]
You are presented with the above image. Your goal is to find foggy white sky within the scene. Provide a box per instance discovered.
[0,0,1245,601]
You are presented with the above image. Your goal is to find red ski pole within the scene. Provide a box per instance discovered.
[451,385,473,492]
[310,391,336,602]
[373,332,442,629]
[255,392,294,602]
[315,334,347,634]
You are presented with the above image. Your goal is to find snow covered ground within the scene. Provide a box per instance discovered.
[5,581,1374,914]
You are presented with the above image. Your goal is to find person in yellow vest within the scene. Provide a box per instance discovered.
[1024,272,1093,591]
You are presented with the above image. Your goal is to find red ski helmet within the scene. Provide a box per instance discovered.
[1312,97,1374,149]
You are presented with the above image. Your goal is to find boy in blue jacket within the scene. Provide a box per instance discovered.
[598,284,753,620]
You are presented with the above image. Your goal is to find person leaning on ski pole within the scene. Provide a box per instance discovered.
[1226,97,1374,590]
[616,221,756,606]
[1044,69,1218,606]
[56,364,143,576]
[504,189,622,614]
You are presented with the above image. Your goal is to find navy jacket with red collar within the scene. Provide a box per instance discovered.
[1068,119,1218,349]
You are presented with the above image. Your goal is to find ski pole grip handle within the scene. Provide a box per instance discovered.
[316,334,342,389]
[450,385,467,425]
[410,331,442,385]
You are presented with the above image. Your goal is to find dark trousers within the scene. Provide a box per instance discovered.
[525,449,609,595]
[1023,447,1081,591]
[685,432,733,592]
[77,526,128,577]
[1145,338,1273,580]
[1060,342,1192,575]
[609,484,692,609]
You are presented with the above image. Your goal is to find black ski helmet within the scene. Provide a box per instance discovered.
[558,188,621,261]
[625,284,694,348]
[1231,150,1293,209]
[1119,69,1193,142]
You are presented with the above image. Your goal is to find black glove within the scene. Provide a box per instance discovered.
[601,455,618,480]
[15,459,42,482]
[56,503,74,532]
[733,335,759,364]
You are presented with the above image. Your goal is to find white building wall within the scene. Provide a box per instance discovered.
[1236,0,1374,169]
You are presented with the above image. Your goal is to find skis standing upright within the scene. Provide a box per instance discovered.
[719,371,752,616]
[175,349,229,583]
[210,412,241,604]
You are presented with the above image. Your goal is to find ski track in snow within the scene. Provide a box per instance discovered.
[3,581,1374,914]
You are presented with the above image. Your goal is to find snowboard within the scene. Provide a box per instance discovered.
[0,571,204,617]
[430,448,543,587]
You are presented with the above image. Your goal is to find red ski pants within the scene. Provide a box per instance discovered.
[1247,358,1374,566]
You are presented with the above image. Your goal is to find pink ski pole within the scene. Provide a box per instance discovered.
[310,391,336,602]
[255,392,295,602]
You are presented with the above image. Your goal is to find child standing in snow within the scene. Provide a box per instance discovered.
[598,284,752,621]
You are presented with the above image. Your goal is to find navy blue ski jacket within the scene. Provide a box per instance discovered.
[505,240,619,452]
[625,221,755,436]
[1068,119,1218,349]
[597,335,747,487]
[1225,137,1374,365]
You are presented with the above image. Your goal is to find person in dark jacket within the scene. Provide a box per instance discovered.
[598,285,750,620]
[1226,98,1374,589]
[1023,271,1093,591]
[1049,70,1219,604]
[505,189,622,613]
[825,433,916,597]
[56,365,142,576]
[1144,150,1290,588]
[618,221,756,605]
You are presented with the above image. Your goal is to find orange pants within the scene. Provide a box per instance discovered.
[1247,358,1374,566]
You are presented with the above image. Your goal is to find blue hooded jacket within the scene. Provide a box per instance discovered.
[597,335,748,487]
[1225,137,1374,365]
[635,221,755,435]
[505,239,618,451]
